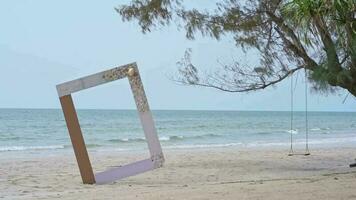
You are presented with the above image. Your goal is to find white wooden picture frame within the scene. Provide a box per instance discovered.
[56,62,164,184]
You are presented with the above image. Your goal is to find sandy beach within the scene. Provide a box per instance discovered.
[2,0,356,199]
[1,147,356,199]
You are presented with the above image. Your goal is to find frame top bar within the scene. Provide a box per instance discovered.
[56,62,137,97]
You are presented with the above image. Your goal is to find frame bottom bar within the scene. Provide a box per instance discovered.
[94,158,155,184]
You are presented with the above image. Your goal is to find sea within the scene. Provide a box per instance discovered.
[0,109,355,154]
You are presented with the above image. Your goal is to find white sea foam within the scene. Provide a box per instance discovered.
[245,136,356,148]
[160,135,185,141]
[311,127,331,131]
[286,130,298,134]
[108,134,216,143]
[159,136,171,141]
[0,145,65,152]
[310,128,321,131]
[165,143,243,149]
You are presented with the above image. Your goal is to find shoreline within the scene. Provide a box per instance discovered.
[1,139,356,158]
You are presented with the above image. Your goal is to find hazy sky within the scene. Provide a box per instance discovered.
[1,0,355,111]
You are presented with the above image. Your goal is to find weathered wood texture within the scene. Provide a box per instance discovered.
[57,63,136,97]
[59,95,95,184]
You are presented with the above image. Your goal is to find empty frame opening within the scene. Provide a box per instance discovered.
[57,63,164,184]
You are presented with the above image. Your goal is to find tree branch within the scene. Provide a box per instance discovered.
[312,15,342,72]
[175,65,304,93]
[266,11,318,70]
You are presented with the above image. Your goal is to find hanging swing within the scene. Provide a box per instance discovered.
[288,69,310,156]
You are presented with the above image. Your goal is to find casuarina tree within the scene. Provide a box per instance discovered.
[116,0,356,96]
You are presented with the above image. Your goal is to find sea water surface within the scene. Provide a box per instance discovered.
[0,109,355,153]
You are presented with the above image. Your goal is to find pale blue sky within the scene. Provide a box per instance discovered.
[0,0,355,111]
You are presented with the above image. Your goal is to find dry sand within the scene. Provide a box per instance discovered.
[1,147,356,200]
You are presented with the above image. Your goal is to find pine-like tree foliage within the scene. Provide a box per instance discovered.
[117,0,356,96]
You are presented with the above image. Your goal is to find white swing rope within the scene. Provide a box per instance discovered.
[289,73,294,155]
[289,69,310,156]
[304,69,310,155]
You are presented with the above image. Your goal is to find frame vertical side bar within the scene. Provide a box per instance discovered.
[127,65,164,160]
[138,111,163,156]
[59,95,96,184]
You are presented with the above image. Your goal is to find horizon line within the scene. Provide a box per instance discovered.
[0,107,355,113]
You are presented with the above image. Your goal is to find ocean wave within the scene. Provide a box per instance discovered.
[310,127,331,131]
[86,144,103,148]
[0,145,65,152]
[194,133,220,138]
[256,131,274,135]
[164,137,356,150]
[107,136,183,143]
[165,143,243,149]
[246,136,356,148]
[304,137,356,145]
[108,138,146,143]
[286,130,298,134]
[159,136,184,141]
[107,133,221,143]
[310,128,321,131]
